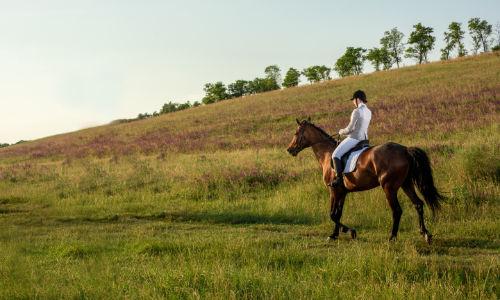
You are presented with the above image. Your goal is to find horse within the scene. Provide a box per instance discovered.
[286,118,444,244]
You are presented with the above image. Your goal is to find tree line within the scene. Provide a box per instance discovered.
[136,101,201,120]
[122,17,498,122]
[0,140,28,149]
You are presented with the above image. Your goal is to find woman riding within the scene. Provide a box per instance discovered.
[329,90,372,187]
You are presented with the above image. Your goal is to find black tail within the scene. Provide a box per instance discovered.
[407,147,444,213]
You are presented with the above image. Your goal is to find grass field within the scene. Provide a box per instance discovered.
[0,53,499,299]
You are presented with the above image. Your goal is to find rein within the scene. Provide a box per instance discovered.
[309,137,338,147]
[308,126,339,148]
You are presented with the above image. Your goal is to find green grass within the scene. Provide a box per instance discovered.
[0,54,499,299]
[0,126,498,299]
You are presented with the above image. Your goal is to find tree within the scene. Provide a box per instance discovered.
[137,112,152,120]
[202,82,228,104]
[301,65,331,83]
[228,80,250,98]
[405,23,436,64]
[366,47,392,71]
[381,48,393,70]
[441,22,467,60]
[264,65,282,88]
[177,102,191,110]
[452,22,467,57]
[159,101,193,114]
[316,65,331,80]
[245,66,282,94]
[440,44,453,61]
[160,101,179,114]
[0,143,9,148]
[334,47,367,77]
[247,77,278,94]
[468,18,493,53]
[380,28,405,68]
[282,68,301,88]
[302,66,321,83]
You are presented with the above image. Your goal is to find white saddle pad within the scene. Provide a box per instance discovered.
[343,147,370,173]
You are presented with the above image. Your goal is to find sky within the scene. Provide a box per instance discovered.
[1,0,499,144]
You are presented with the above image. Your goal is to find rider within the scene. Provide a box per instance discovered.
[329,90,372,187]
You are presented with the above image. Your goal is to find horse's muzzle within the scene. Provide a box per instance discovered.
[287,147,298,156]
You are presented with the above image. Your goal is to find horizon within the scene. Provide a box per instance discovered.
[1,0,499,144]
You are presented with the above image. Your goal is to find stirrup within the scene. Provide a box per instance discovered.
[329,176,344,187]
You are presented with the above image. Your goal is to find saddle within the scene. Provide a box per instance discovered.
[331,140,371,173]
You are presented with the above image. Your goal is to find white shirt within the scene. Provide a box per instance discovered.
[338,102,372,140]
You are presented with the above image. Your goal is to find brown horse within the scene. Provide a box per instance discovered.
[286,119,444,244]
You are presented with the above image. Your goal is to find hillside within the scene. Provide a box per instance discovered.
[0,53,498,299]
[1,52,499,161]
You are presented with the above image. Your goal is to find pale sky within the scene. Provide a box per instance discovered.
[1,0,499,144]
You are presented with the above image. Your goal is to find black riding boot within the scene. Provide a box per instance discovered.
[329,158,344,187]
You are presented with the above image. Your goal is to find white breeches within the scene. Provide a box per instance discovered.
[332,137,360,159]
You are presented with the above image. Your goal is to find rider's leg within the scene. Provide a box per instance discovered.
[330,137,359,187]
[330,158,344,187]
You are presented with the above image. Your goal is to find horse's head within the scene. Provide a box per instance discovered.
[287,118,313,156]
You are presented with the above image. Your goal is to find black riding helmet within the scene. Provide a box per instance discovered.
[350,90,367,103]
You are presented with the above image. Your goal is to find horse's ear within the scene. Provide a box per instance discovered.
[307,116,311,122]
[296,118,301,125]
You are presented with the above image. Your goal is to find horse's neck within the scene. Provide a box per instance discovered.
[305,126,336,170]
[311,142,335,169]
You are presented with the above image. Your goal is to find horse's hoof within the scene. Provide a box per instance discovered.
[327,235,338,242]
[424,233,432,245]
[350,229,357,239]
[389,235,397,242]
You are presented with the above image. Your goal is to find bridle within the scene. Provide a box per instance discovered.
[292,123,308,152]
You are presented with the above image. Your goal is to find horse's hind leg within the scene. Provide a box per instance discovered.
[402,182,432,244]
[383,186,402,241]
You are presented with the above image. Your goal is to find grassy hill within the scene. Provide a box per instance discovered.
[1,52,498,161]
[0,53,498,299]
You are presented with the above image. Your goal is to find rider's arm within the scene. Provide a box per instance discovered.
[339,108,359,136]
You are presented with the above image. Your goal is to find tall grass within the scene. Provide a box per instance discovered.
[0,127,498,298]
[0,54,498,299]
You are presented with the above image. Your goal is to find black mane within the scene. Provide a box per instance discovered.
[303,120,338,145]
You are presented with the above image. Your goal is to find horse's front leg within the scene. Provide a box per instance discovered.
[328,200,341,240]
[328,189,356,240]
